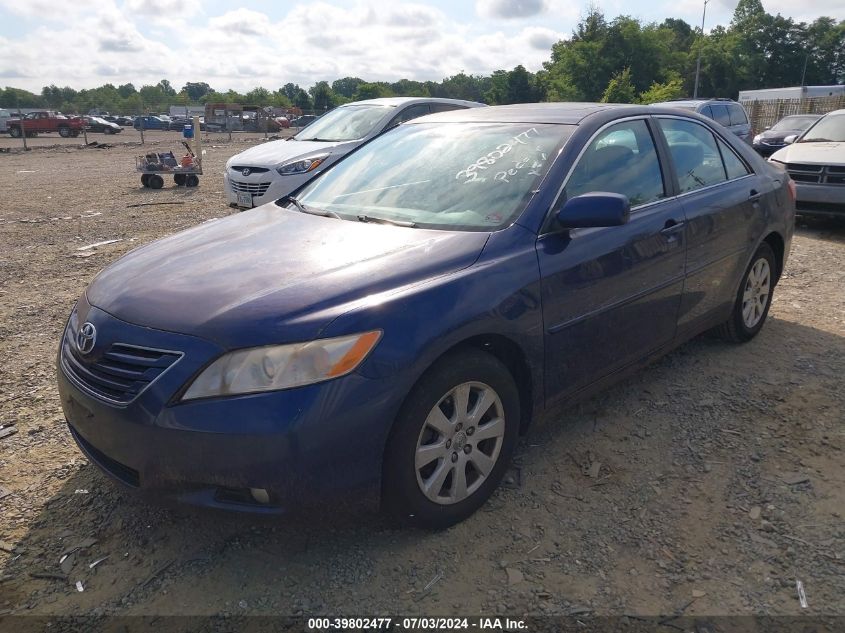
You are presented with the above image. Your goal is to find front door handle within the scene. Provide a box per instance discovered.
[660,219,685,236]
[750,189,761,203]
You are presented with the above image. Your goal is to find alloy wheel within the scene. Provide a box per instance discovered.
[414,381,505,505]
[742,258,771,329]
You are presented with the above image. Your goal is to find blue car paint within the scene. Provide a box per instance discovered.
[58,104,794,514]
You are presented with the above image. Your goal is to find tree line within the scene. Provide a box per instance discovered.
[1,0,841,114]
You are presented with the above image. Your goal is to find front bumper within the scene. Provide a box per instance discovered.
[223,169,310,207]
[794,182,845,217]
[58,301,398,513]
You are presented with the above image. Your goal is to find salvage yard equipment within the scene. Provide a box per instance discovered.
[136,119,202,189]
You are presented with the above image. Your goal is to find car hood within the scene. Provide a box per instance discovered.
[86,206,489,349]
[227,139,357,168]
[770,141,845,165]
[757,129,798,141]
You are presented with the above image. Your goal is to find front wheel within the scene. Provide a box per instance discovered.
[9,127,21,138]
[718,242,776,343]
[382,349,520,529]
[58,127,71,138]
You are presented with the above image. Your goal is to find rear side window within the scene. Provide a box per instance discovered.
[728,104,748,126]
[710,105,731,127]
[717,138,751,180]
[658,118,727,193]
[565,119,665,207]
[699,105,714,120]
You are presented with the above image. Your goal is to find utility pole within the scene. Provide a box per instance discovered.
[693,0,710,99]
[800,53,809,87]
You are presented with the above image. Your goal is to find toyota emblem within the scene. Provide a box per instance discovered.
[241,168,251,177]
[76,322,97,355]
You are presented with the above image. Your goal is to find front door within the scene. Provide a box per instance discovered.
[537,117,687,402]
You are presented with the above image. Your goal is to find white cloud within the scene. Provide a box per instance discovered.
[476,0,548,20]
[208,8,272,36]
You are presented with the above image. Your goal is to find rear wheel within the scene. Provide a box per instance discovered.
[382,349,520,529]
[718,243,776,343]
[148,174,164,189]
[174,173,186,186]
[185,174,199,187]
[58,126,71,138]
[9,126,21,138]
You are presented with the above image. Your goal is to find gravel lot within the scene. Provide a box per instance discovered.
[0,139,843,623]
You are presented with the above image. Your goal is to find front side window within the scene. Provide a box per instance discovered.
[294,104,391,142]
[564,119,665,207]
[296,122,573,231]
[659,118,728,193]
[390,104,430,126]
[710,105,731,127]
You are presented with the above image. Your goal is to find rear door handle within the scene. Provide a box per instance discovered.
[660,219,685,236]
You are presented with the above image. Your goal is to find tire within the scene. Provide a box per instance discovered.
[185,174,199,187]
[148,174,164,189]
[58,127,71,138]
[718,242,776,343]
[141,174,150,187]
[9,126,21,138]
[382,349,520,529]
[174,173,186,186]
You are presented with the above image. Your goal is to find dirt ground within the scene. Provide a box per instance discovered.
[0,138,843,624]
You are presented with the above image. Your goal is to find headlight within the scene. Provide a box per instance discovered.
[753,134,763,144]
[276,154,327,176]
[182,331,381,400]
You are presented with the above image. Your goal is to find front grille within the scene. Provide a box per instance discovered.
[229,180,271,195]
[230,166,270,174]
[61,328,181,405]
[786,163,844,186]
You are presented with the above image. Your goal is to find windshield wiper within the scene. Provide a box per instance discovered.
[297,137,338,142]
[357,214,416,228]
[287,196,343,219]
[800,137,832,142]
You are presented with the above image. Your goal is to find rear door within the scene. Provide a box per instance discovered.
[537,117,687,402]
[654,116,759,336]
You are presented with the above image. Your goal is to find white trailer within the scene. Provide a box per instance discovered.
[739,85,845,101]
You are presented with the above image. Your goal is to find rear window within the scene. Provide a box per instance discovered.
[728,104,748,126]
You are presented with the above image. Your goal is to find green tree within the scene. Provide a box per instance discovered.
[245,86,271,104]
[331,77,365,98]
[157,79,177,97]
[182,82,213,102]
[309,81,336,110]
[352,82,392,101]
[601,67,636,103]
[118,83,136,98]
[486,65,544,104]
[638,74,685,103]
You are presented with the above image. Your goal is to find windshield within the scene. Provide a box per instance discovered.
[294,105,389,142]
[772,116,818,132]
[799,113,845,142]
[294,122,573,231]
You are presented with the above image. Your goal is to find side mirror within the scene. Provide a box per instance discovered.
[783,135,797,145]
[764,126,771,131]
[556,192,630,229]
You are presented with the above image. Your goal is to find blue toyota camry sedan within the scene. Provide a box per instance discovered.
[58,103,794,528]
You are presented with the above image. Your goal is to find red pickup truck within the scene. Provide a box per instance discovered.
[7,111,85,138]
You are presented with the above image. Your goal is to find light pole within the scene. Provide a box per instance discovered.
[693,0,710,99]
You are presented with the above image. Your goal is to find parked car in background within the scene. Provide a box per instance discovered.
[650,99,752,144]
[752,114,821,156]
[59,103,793,527]
[6,111,85,138]
[133,115,168,131]
[83,116,123,134]
[290,115,318,128]
[116,116,134,126]
[167,116,206,131]
[0,108,11,133]
[769,108,845,218]
[224,97,485,208]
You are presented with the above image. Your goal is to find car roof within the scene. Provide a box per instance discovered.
[342,97,486,108]
[408,102,693,125]
[822,108,845,116]
[649,99,739,108]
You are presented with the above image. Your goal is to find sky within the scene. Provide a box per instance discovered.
[0,0,842,93]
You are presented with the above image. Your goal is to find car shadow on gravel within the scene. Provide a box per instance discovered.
[795,216,845,243]
[2,317,843,616]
